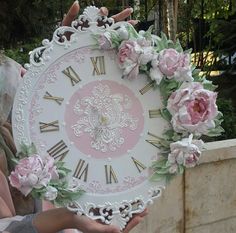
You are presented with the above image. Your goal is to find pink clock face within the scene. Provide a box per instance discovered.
[64,80,144,159]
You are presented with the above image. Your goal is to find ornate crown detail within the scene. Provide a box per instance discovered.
[77,6,114,30]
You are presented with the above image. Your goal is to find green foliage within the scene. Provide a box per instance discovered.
[4,37,42,65]
[215,99,236,140]
[17,143,37,158]
[0,0,72,47]
[191,0,236,20]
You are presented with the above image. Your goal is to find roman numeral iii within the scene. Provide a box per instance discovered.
[44,91,64,105]
[62,66,81,86]
[131,157,147,173]
[47,140,69,161]
[90,56,106,75]
[105,165,118,184]
[39,120,59,133]
[73,159,89,182]
[149,109,160,118]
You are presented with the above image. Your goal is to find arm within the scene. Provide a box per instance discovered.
[33,207,147,233]
[0,170,15,217]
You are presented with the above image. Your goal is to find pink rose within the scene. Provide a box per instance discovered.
[9,155,59,196]
[167,82,218,135]
[98,33,112,50]
[118,40,155,79]
[168,135,204,173]
[118,40,141,66]
[158,48,192,81]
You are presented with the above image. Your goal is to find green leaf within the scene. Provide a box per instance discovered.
[202,79,218,91]
[150,173,167,182]
[17,143,38,158]
[160,108,172,122]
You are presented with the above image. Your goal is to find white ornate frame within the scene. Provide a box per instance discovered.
[12,6,165,229]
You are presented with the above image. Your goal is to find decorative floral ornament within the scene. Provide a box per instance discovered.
[9,144,84,206]
[167,82,218,135]
[94,23,224,182]
[167,134,204,174]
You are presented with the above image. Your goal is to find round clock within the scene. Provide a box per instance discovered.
[12,6,167,228]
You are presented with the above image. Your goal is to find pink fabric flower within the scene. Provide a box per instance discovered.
[9,155,59,196]
[98,32,112,50]
[168,134,204,173]
[118,40,155,79]
[158,48,192,81]
[167,82,218,135]
[118,40,141,65]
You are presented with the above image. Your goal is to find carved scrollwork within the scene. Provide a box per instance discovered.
[77,6,114,30]
[24,6,114,69]
[67,186,164,230]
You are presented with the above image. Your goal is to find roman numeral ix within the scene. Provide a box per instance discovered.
[39,120,59,133]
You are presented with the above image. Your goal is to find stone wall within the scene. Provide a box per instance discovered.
[131,139,236,233]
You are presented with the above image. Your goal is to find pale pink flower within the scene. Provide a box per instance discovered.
[118,40,155,79]
[168,134,204,173]
[9,154,59,196]
[149,55,163,84]
[97,32,112,50]
[158,48,193,82]
[167,82,218,135]
[118,40,141,66]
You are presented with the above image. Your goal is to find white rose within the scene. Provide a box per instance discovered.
[44,186,58,201]
[117,26,129,40]
[168,134,204,169]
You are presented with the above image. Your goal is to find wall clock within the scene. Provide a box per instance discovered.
[12,6,167,229]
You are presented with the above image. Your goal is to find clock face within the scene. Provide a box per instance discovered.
[12,8,166,211]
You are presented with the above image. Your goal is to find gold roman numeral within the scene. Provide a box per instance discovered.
[47,140,69,161]
[105,165,118,184]
[145,132,161,148]
[62,66,81,86]
[73,159,89,182]
[149,109,160,118]
[90,56,106,75]
[39,120,59,133]
[131,157,147,173]
[44,91,64,105]
[139,80,155,95]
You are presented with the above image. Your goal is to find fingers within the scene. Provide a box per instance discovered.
[127,19,139,26]
[98,224,121,233]
[138,208,148,217]
[123,216,142,233]
[20,67,26,77]
[100,7,109,17]
[62,0,80,26]
[111,8,133,22]
[122,209,148,233]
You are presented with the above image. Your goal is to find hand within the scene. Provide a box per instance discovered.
[74,209,148,233]
[123,209,148,233]
[61,1,138,27]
